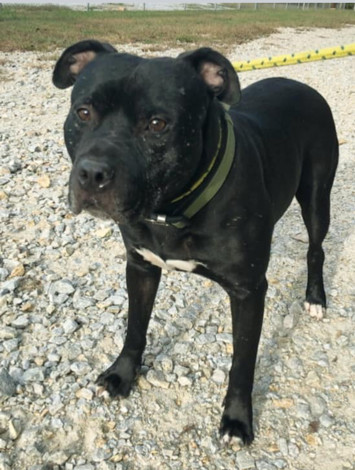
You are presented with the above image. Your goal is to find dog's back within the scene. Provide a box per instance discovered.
[230,77,338,223]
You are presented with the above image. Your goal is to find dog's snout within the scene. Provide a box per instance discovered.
[76,159,114,191]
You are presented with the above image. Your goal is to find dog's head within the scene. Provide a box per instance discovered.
[53,40,240,224]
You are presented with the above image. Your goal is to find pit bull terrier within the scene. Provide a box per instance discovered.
[53,39,338,445]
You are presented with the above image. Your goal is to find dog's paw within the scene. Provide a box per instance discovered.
[96,357,138,398]
[96,370,132,398]
[304,301,325,320]
[219,415,254,446]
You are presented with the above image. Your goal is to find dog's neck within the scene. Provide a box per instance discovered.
[146,101,235,229]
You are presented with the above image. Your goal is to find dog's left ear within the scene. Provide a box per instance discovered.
[179,47,241,106]
[53,39,117,89]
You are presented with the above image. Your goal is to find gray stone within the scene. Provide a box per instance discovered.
[0,412,10,433]
[70,362,91,376]
[308,396,326,417]
[64,344,82,360]
[277,438,288,456]
[146,370,169,389]
[174,364,189,377]
[196,333,216,345]
[73,296,94,309]
[295,402,311,420]
[8,368,23,383]
[62,318,80,334]
[49,279,75,297]
[288,442,300,458]
[0,327,17,340]
[8,159,22,173]
[48,450,69,465]
[108,295,125,306]
[50,335,67,345]
[274,460,287,469]
[155,355,173,373]
[0,278,21,295]
[50,292,69,305]
[74,465,95,470]
[256,462,277,470]
[11,315,29,329]
[236,450,255,469]
[0,453,11,470]
[283,313,296,330]
[47,353,61,362]
[173,342,191,355]
[319,413,334,428]
[92,447,112,462]
[22,367,45,383]
[289,300,303,317]
[3,339,19,353]
[0,269,9,282]
[216,333,233,343]
[0,369,17,397]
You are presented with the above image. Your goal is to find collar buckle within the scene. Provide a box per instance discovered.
[146,213,190,228]
[147,214,168,225]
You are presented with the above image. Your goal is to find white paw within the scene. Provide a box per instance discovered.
[96,386,110,400]
[304,301,325,320]
[220,433,243,448]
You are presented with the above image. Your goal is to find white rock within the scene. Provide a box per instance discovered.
[52,279,75,295]
[211,369,226,384]
[177,376,192,387]
[8,418,22,440]
[62,318,80,334]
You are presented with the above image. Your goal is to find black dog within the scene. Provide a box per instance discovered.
[53,40,338,445]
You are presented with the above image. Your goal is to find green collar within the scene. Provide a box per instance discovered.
[147,106,235,229]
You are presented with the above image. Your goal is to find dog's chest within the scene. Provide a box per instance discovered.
[135,247,203,272]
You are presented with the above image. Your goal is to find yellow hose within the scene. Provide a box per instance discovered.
[232,43,355,72]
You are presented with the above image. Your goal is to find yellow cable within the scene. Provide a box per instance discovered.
[232,43,355,72]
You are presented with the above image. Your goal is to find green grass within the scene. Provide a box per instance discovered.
[0,5,354,52]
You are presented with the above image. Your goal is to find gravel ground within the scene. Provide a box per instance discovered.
[0,26,354,470]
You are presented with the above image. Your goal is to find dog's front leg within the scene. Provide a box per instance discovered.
[97,260,161,397]
[220,277,267,445]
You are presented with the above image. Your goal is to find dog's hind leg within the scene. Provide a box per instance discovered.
[296,146,338,319]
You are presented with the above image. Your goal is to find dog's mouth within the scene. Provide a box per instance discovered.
[67,160,176,225]
[68,187,141,224]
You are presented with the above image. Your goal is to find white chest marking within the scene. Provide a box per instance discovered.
[136,248,200,272]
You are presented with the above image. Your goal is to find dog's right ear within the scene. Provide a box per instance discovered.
[53,39,117,89]
[179,47,241,106]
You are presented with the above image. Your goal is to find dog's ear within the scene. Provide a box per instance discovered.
[53,39,117,89]
[179,47,241,106]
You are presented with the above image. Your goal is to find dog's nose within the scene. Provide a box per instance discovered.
[76,159,114,191]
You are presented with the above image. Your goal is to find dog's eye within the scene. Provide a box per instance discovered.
[77,107,91,122]
[149,118,167,133]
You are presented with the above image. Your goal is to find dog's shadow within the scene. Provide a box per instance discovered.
[251,184,348,430]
